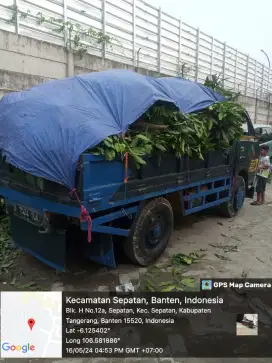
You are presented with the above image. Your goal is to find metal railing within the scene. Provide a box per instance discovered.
[0,0,271,100]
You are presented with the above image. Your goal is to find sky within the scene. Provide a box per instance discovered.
[147,0,271,66]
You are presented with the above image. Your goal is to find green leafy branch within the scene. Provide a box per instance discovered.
[7,7,121,59]
[7,5,31,24]
[91,101,244,168]
[177,61,198,79]
[204,74,241,101]
[38,14,119,58]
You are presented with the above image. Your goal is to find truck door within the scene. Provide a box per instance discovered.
[239,111,260,193]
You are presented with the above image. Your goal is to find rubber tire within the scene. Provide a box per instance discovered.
[219,176,246,218]
[124,197,174,266]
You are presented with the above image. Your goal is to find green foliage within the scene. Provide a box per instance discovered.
[140,272,195,292]
[46,18,118,57]
[7,7,120,59]
[204,74,241,101]
[202,101,245,149]
[171,252,206,265]
[90,133,161,169]
[6,5,31,24]
[177,62,197,79]
[91,101,244,168]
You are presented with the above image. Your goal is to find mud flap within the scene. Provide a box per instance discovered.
[85,233,116,269]
[10,215,67,271]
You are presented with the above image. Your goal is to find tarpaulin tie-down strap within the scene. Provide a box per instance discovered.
[71,188,92,243]
[122,151,129,204]
[124,152,129,184]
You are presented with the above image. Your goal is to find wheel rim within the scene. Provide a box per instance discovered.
[235,187,245,210]
[146,215,165,249]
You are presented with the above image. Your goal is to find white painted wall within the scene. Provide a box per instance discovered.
[0,29,271,125]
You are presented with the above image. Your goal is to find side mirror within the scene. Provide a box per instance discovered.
[255,128,262,138]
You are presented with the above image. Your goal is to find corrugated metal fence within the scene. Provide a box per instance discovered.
[0,0,271,100]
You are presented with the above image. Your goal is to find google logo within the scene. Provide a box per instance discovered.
[1,342,35,353]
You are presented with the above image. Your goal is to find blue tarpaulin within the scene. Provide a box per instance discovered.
[0,69,224,188]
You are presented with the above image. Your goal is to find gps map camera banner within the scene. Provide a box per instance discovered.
[0,279,272,358]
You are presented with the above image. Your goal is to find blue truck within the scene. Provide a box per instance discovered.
[0,70,259,271]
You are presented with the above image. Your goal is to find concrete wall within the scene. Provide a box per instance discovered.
[239,95,272,125]
[1,29,272,125]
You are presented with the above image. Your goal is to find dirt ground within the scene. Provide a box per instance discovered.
[1,185,272,363]
[2,187,272,291]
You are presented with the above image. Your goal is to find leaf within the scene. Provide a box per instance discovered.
[17,282,37,289]
[155,144,166,151]
[207,119,213,130]
[1,261,14,268]
[181,140,185,153]
[130,137,139,147]
[147,265,161,273]
[130,153,146,165]
[221,131,229,143]
[161,285,176,292]
[171,253,193,265]
[115,143,126,153]
[181,278,196,288]
[218,112,224,121]
[103,138,113,147]
[158,281,176,287]
[104,149,115,160]
[136,134,151,142]
[145,280,155,292]
[215,254,231,261]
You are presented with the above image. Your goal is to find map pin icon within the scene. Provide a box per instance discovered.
[28,318,35,331]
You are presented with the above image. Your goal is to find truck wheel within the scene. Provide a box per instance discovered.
[219,176,246,218]
[124,198,174,266]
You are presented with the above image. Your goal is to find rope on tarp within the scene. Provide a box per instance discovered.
[71,188,92,243]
